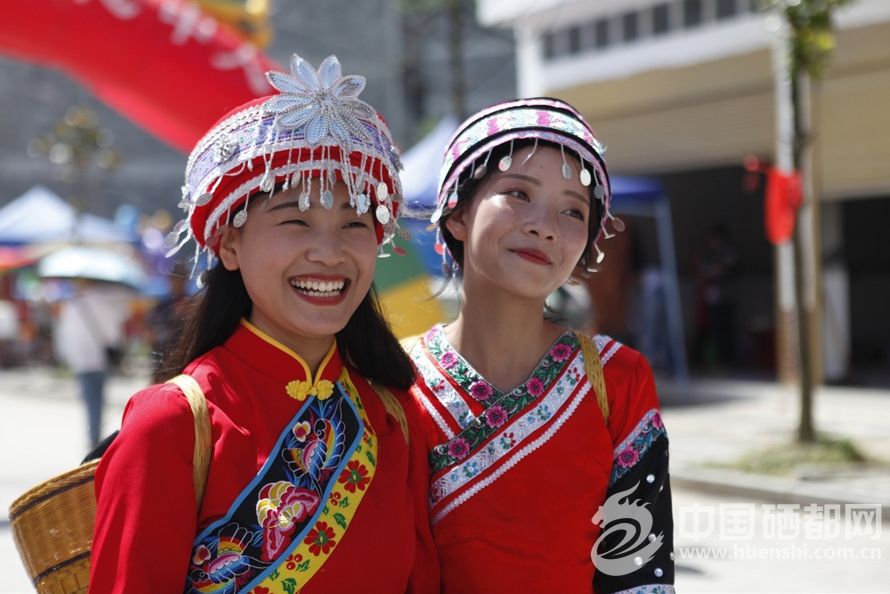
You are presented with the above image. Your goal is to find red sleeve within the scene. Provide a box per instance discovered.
[605,348,662,446]
[89,382,198,594]
[402,391,441,594]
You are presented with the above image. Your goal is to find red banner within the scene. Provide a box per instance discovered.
[765,168,802,245]
[1,0,280,152]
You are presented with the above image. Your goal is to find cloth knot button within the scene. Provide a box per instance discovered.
[286,379,336,401]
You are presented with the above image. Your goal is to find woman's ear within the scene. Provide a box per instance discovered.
[217,227,241,272]
[444,207,468,242]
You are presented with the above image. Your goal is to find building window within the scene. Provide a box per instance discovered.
[684,0,703,28]
[622,11,639,42]
[652,3,671,36]
[542,31,556,59]
[568,25,582,54]
[594,17,610,49]
[716,0,738,19]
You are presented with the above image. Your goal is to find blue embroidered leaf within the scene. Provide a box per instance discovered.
[282,577,298,594]
[340,496,351,508]
[333,512,347,530]
[365,450,376,466]
[297,560,311,572]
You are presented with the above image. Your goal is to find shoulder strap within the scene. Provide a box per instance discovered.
[577,334,609,426]
[370,382,409,445]
[167,374,212,510]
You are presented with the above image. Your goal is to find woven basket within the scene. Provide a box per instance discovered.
[8,460,99,594]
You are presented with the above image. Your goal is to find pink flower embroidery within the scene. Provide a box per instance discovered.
[527,377,545,397]
[550,343,573,362]
[616,447,640,468]
[469,381,493,402]
[652,413,664,430]
[448,438,470,460]
[485,405,508,429]
[440,351,458,369]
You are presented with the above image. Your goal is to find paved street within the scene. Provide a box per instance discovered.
[1,367,889,593]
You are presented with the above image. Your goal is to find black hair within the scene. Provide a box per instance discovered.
[160,264,415,390]
[439,138,606,277]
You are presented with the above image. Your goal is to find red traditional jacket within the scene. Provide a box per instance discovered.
[91,320,439,594]
[409,325,675,594]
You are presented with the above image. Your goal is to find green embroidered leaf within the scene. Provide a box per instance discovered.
[297,560,311,572]
[282,577,298,594]
[365,450,376,466]
[333,512,347,530]
[269,569,280,581]
[340,496,351,508]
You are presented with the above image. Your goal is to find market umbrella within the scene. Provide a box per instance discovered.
[37,246,145,289]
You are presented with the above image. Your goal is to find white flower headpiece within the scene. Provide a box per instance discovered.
[167,54,404,275]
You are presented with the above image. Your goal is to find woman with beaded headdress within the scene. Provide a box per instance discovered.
[405,98,675,594]
[89,54,438,594]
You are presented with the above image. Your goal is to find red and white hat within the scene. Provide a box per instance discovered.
[167,54,403,265]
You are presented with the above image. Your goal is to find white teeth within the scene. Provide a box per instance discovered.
[290,278,346,294]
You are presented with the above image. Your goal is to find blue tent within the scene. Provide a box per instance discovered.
[0,185,134,246]
[400,119,688,381]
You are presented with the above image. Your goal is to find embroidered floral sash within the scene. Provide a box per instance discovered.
[184,369,377,594]
[410,326,611,524]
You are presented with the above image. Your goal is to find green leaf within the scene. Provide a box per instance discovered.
[333,512,348,530]
[365,450,377,466]
[297,560,311,572]
[322,506,330,516]
[282,577,298,594]
[269,569,280,581]
[340,496,351,508]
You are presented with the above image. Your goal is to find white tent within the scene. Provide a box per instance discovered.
[0,185,133,245]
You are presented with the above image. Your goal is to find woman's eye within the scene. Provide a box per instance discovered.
[345,220,370,229]
[505,189,529,200]
[282,219,309,226]
[563,208,586,221]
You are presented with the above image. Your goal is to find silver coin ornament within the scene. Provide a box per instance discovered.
[195,193,213,207]
[473,164,487,179]
[561,162,572,180]
[431,208,443,225]
[612,216,626,232]
[299,192,311,212]
[376,181,389,200]
[580,169,592,187]
[375,204,391,225]
[593,185,606,200]
[498,155,512,172]
[447,190,458,208]
[233,210,248,228]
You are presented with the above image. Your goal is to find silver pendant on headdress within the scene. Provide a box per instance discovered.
[355,193,371,215]
[321,190,334,210]
[212,134,238,164]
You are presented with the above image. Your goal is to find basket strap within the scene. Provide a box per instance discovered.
[167,374,212,511]
[577,333,609,426]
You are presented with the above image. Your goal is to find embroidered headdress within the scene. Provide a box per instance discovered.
[166,54,403,271]
[425,97,623,273]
